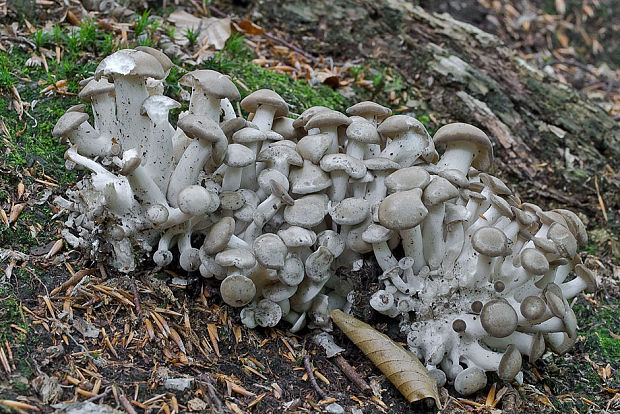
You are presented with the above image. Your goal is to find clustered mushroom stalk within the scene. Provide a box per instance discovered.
[57,49,596,395]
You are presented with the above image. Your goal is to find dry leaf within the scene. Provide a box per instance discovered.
[202,17,231,50]
[331,310,441,408]
[235,20,264,35]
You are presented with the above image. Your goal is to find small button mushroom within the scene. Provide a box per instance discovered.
[363,157,400,205]
[454,367,487,396]
[320,153,367,202]
[362,224,397,272]
[202,217,242,255]
[480,299,518,338]
[304,109,351,154]
[292,105,330,130]
[241,89,289,131]
[377,115,433,167]
[385,166,431,193]
[178,185,219,215]
[346,101,391,125]
[220,274,256,307]
[254,298,283,327]
[471,226,510,282]
[222,144,256,192]
[78,77,117,138]
[53,111,117,158]
[256,144,303,177]
[179,69,240,121]
[547,222,578,259]
[296,133,332,164]
[433,123,493,175]
[253,233,287,270]
[288,160,332,195]
[520,295,548,321]
[345,117,381,160]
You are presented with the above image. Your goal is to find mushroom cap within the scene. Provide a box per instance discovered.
[179,247,201,272]
[177,114,226,144]
[489,194,514,219]
[304,246,334,283]
[520,248,550,275]
[221,118,253,140]
[543,283,566,319]
[329,197,370,226]
[520,296,547,320]
[178,185,218,215]
[262,282,297,302]
[203,217,235,255]
[257,168,290,193]
[134,46,173,73]
[422,176,459,206]
[296,133,332,164]
[532,236,559,255]
[95,49,165,79]
[78,78,115,102]
[479,173,512,196]
[153,249,173,267]
[362,223,394,244]
[292,105,330,128]
[241,89,288,117]
[472,227,509,257]
[225,143,256,168]
[140,95,181,119]
[378,188,428,230]
[574,264,598,293]
[289,160,332,195]
[304,109,351,131]
[444,203,469,224]
[537,210,567,227]
[277,226,317,248]
[513,207,538,228]
[215,248,257,269]
[316,230,345,258]
[480,299,518,338]
[53,111,89,137]
[433,123,493,171]
[67,104,86,113]
[376,115,427,139]
[454,367,487,396]
[438,169,469,188]
[346,101,392,120]
[283,194,329,228]
[363,157,400,172]
[497,345,522,381]
[279,255,305,286]
[345,118,381,145]
[254,298,283,327]
[220,274,256,307]
[179,69,240,100]
[547,222,578,259]
[320,153,367,179]
[256,144,303,167]
[553,209,587,246]
[471,300,483,314]
[272,116,304,141]
[232,126,266,144]
[385,166,431,192]
[529,332,546,362]
[219,191,245,211]
[253,233,287,269]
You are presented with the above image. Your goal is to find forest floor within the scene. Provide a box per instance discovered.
[0,0,618,413]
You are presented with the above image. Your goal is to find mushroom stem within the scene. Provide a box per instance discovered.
[252,107,277,131]
[436,142,476,174]
[221,166,244,192]
[189,89,221,121]
[167,140,211,207]
[400,226,426,274]
[221,98,237,121]
[90,94,118,139]
[443,222,464,275]
[329,170,349,203]
[113,76,150,152]
[422,204,446,270]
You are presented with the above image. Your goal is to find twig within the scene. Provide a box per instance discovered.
[50,268,95,296]
[594,175,608,222]
[332,355,372,395]
[85,387,112,403]
[197,374,223,414]
[129,278,142,316]
[304,355,327,399]
[118,393,137,414]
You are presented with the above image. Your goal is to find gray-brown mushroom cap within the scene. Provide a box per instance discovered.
[134,46,173,73]
[277,226,317,248]
[304,110,351,131]
[220,274,256,307]
[574,264,598,293]
[553,209,588,246]
[497,345,522,380]
[225,143,256,167]
[454,367,487,396]
[329,197,370,226]
[439,169,469,188]
[241,89,288,117]
[95,49,165,80]
[253,233,287,269]
[362,223,394,244]
[179,69,241,100]
[472,227,509,257]
[78,78,115,102]
[283,194,329,228]
[520,296,547,320]
[215,248,257,269]
[547,222,578,258]
[433,123,493,171]
[53,111,89,137]
[203,217,235,255]
[385,166,431,192]
[272,116,303,140]
[480,299,518,338]
[232,127,266,145]
[364,157,400,172]
[256,145,303,168]
[346,101,392,120]
[292,105,330,128]
[319,154,367,179]
[345,119,382,144]
[177,114,226,144]
[296,134,332,164]
[520,248,550,275]
[422,176,459,206]
[376,115,427,138]
[378,188,428,230]
[543,283,566,319]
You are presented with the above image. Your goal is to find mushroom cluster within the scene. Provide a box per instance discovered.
[55,49,596,394]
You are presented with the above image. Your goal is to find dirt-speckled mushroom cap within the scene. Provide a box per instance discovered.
[520,248,550,275]
[292,105,330,128]
[203,217,235,255]
[345,118,381,145]
[497,345,522,381]
[225,143,256,168]
[454,367,487,396]
[278,256,305,286]
[364,157,400,173]
[283,194,329,228]
[134,46,173,74]
[529,332,546,362]
[95,49,165,80]
[346,101,392,120]
[241,89,288,117]
[78,78,115,102]
[472,227,509,257]
[178,114,225,143]
[480,299,518,338]
[520,296,547,320]
[543,283,566,319]
[178,185,218,215]
[219,191,245,211]
[53,111,89,137]
[433,123,493,171]
[220,274,256,307]
[329,197,370,226]
[262,282,297,303]
[179,69,240,100]
[362,223,394,244]
[254,298,283,327]
[532,236,559,255]
[289,160,332,195]
[376,115,427,139]
[304,109,351,131]
[253,233,287,269]
[378,188,428,230]
[232,126,266,145]
[277,226,317,248]
[320,153,367,179]
[439,169,469,188]
[553,209,587,246]
[489,194,514,219]
[547,222,578,259]
[385,166,431,192]
[316,230,345,258]
[272,116,304,140]
[422,176,459,206]
[296,134,332,164]
[215,248,257,269]
[256,145,303,168]
[574,264,598,293]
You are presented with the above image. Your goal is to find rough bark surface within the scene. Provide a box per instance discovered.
[249,0,619,230]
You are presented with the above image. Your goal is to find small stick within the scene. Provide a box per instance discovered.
[118,394,137,414]
[304,355,327,399]
[129,278,142,316]
[197,374,223,414]
[50,269,95,296]
[85,387,111,403]
[332,355,372,395]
